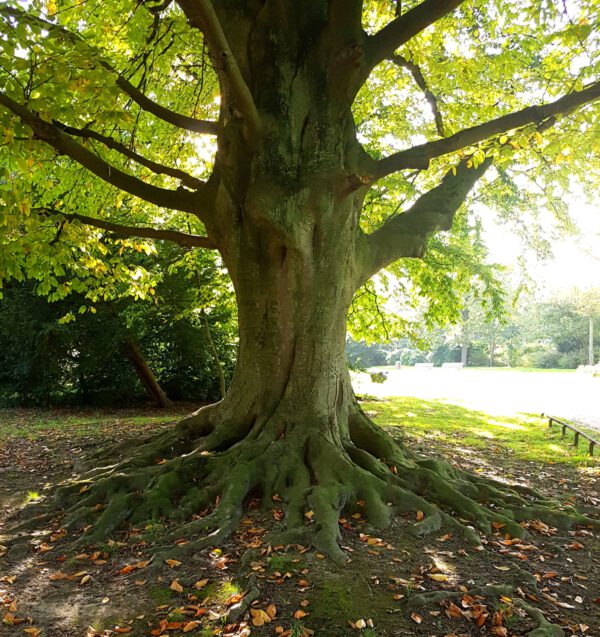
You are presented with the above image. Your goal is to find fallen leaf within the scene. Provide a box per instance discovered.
[183,621,200,633]
[250,609,272,626]
[411,612,422,624]
[354,619,367,629]
[165,559,182,568]
[266,604,277,619]
[568,542,584,550]
[429,573,449,582]
[294,609,309,619]
[194,579,209,590]
[170,580,184,593]
[113,627,132,634]
[415,511,424,522]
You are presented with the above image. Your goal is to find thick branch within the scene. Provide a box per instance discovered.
[375,80,600,178]
[362,159,490,279]
[114,74,218,135]
[39,208,216,249]
[0,93,205,214]
[367,0,466,70]
[177,0,261,141]
[0,5,218,135]
[390,54,445,136]
[53,120,206,189]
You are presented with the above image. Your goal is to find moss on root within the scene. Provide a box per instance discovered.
[10,401,597,566]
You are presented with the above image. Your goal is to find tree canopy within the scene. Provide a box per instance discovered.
[1,0,599,318]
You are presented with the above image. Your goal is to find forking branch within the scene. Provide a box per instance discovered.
[0,93,211,217]
[176,0,261,142]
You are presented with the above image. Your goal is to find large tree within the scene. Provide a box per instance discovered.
[1,0,599,560]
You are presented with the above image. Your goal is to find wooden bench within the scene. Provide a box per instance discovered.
[441,362,464,370]
[542,413,598,456]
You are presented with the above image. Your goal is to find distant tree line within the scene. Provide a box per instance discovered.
[347,288,600,370]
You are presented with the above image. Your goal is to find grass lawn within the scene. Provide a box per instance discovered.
[361,396,599,467]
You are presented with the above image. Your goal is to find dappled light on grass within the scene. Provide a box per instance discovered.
[486,420,527,431]
[548,444,568,455]
[473,429,496,439]
[365,396,600,467]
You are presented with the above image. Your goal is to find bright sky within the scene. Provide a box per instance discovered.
[480,200,600,296]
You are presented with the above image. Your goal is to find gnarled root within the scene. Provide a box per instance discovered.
[10,402,595,562]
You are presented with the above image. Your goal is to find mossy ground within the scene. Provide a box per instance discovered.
[0,402,598,637]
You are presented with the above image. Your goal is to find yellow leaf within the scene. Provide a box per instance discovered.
[170,580,184,593]
[410,612,422,624]
[294,609,308,619]
[165,559,182,568]
[183,621,200,632]
[429,573,449,582]
[266,604,277,619]
[194,579,209,589]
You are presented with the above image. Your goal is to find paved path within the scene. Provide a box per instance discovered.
[352,368,600,433]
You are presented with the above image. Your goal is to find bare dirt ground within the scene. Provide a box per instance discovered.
[0,405,599,637]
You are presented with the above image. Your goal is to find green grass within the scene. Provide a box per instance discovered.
[0,411,177,441]
[362,396,599,467]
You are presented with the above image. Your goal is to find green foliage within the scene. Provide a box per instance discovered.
[0,244,236,406]
[348,286,600,370]
[0,0,599,353]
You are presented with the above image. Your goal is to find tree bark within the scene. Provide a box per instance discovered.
[589,315,595,366]
[123,338,173,408]
[202,310,226,400]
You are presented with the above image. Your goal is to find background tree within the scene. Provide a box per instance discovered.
[1,0,599,560]
[0,244,236,406]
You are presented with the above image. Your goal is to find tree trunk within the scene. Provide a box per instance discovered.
[489,321,497,367]
[124,338,172,408]
[460,308,469,365]
[588,315,594,366]
[201,310,226,400]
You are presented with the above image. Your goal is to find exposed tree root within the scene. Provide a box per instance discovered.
[8,401,596,567]
[400,585,564,637]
